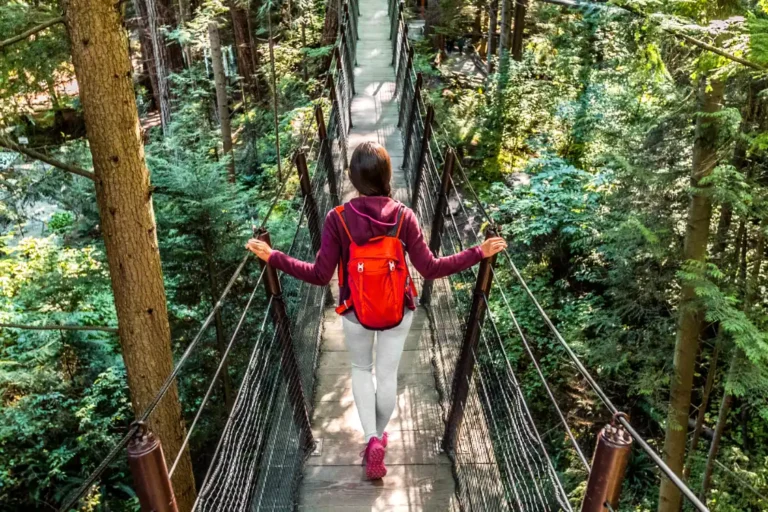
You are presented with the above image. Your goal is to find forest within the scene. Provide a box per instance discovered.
[1,0,767,510]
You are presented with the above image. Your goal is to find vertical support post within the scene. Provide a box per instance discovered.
[401,73,423,170]
[295,151,322,254]
[127,424,178,512]
[420,148,455,305]
[396,47,415,126]
[511,0,528,61]
[443,229,497,453]
[391,1,405,59]
[411,105,435,210]
[581,416,633,512]
[315,104,340,206]
[255,229,314,451]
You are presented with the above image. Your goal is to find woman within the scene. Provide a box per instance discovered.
[246,142,506,480]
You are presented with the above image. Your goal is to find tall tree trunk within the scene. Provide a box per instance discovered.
[658,77,724,512]
[134,0,174,132]
[473,0,483,37]
[203,239,234,410]
[322,0,339,45]
[157,0,185,72]
[699,388,733,500]
[133,0,163,116]
[228,0,259,97]
[497,0,510,59]
[209,21,236,182]
[176,0,193,64]
[700,217,766,498]
[511,0,527,61]
[683,342,719,481]
[63,1,196,510]
[486,0,498,70]
[713,206,733,261]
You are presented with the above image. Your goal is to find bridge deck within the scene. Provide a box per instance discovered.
[297,1,458,509]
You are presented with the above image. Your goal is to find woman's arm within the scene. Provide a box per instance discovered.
[402,208,506,280]
[246,211,341,286]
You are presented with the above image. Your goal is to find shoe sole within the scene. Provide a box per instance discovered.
[365,444,387,480]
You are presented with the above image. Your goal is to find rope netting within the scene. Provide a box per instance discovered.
[59,3,357,510]
[193,6,357,509]
[390,2,572,509]
[390,4,710,510]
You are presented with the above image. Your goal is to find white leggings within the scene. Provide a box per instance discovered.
[341,310,414,442]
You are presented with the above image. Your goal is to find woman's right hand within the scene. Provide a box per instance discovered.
[479,237,507,258]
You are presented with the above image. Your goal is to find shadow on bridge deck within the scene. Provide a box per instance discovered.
[297,1,458,510]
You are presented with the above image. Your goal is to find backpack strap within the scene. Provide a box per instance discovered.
[333,205,350,292]
[334,205,353,241]
[390,205,406,239]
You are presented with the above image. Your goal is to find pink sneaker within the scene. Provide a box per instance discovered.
[360,437,387,480]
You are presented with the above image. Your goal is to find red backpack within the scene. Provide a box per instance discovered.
[333,204,417,330]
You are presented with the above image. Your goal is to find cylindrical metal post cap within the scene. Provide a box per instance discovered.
[581,420,633,512]
[127,428,178,512]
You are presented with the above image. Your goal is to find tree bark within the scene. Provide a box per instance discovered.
[176,0,193,64]
[322,0,339,45]
[208,21,236,182]
[683,342,719,481]
[658,77,724,512]
[699,388,733,500]
[157,0,185,72]
[511,0,528,61]
[133,0,176,132]
[228,0,259,97]
[486,0,499,69]
[62,1,196,510]
[473,0,483,37]
[133,0,162,112]
[497,0,511,59]
[713,206,733,261]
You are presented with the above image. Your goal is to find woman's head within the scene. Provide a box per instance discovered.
[349,142,392,197]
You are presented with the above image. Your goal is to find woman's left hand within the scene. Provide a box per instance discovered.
[246,238,273,261]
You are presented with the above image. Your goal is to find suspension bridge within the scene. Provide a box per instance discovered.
[60,0,712,511]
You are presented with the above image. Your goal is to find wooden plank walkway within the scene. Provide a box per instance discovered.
[297,0,459,509]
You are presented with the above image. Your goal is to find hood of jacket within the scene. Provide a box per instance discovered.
[342,196,403,246]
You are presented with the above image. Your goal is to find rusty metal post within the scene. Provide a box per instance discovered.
[394,23,410,92]
[127,423,178,512]
[295,151,322,254]
[411,105,435,209]
[401,73,423,172]
[442,229,497,452]
[255,229,314,451]
[511,0,528,61]
[420,148,455,305]
[581,415,633,512]
[315,105,340,206]
[396,46,415,125]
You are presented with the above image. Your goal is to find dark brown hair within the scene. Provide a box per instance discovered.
[349,142,392,197]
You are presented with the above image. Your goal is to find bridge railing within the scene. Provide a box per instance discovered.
[390,2,710,511]
[59,3,358,511]
[192,4,357,511]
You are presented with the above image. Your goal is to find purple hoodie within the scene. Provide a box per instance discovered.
[268,196,484,310]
